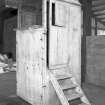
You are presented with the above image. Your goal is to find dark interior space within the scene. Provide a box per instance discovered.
[0,7,17,60]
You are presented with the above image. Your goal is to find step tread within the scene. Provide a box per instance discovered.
[61,83,77,90]
[56,74,72,80]
[79,103,89,105]
[65,92,82,101]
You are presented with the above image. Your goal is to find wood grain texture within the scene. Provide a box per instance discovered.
[16,0,82,105]
[44,0,82,105]
[49,72,69,105]
[48,0,82,84]
[6,0,42,8]
[68,3,82,84]
[16,28,44,105]
[49,1,70,69]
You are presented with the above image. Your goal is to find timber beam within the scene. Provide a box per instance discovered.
[92,6,105,12]
[94,12,105,16]
[92,0,105,7]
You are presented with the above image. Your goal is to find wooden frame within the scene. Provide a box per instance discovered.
[47,0,70,70]
[8,0,83,105]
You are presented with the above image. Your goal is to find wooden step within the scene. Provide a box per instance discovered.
[58,78,77,90]
[61,83,77,90]
[50,72,70,105]
[55,74,72,80]
[79,103,89,105]
[70,98,82,105]
[64,89,82,101]
[66,92,82,101]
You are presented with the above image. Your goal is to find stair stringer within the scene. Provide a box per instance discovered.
[49,72,70,105]
[71,77,91,105]
[49,71,91,105]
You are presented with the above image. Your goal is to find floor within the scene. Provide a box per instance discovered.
[0,72,105,105]
[83,83,105,105]
[0,72,31,105]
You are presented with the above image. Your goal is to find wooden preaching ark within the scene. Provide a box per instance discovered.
[6,0,91,105]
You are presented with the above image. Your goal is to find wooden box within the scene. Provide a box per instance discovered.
[6,0,82,104]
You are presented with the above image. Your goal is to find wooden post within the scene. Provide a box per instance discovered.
[80,0,92,83]
[42,0,47,28]
[81,0,92,36]
[0,17,4,52]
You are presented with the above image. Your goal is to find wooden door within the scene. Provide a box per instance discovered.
[48,0,70,69]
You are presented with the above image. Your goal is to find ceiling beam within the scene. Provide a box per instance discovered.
[92,5,105,10]
[92,3,105,7]
[94,11,105,16]
[94,13,105,16]
[96,17,105,20]
[101,19,105,22]
[96,15,105,18]
[92,14,105,26]
[96,18,105,25]
[92,0,105,5]
[92,6,105,12]
[93,0,99,1]
[0,0,5,7]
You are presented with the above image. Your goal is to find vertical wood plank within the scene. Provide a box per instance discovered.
[16,28,44,105]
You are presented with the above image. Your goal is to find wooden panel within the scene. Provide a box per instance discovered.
[16,28,44,105]
[55,1,66,26]
[48,0,82,84]
[92,0,105,6]
[49,27,68,69]
[68,4,82,84]
[49,72,69,105]
[18,0,42,29]
[49,1,69,69]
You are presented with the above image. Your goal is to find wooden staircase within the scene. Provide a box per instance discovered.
[49,72,91,105]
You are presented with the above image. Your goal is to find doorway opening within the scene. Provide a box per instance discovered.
[0,7,17,71]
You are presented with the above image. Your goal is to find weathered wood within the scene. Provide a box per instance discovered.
[56,74,72,80]
[79,103,89,105]
[58,78,77,90]
[16,0,82,105]
[45,1,82,105]
[49,72,70,105]
[49,26,68,68]
[55,1,66,26]
[49,1,69,68]
[16,28,44,105]
[64,89,82,101]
